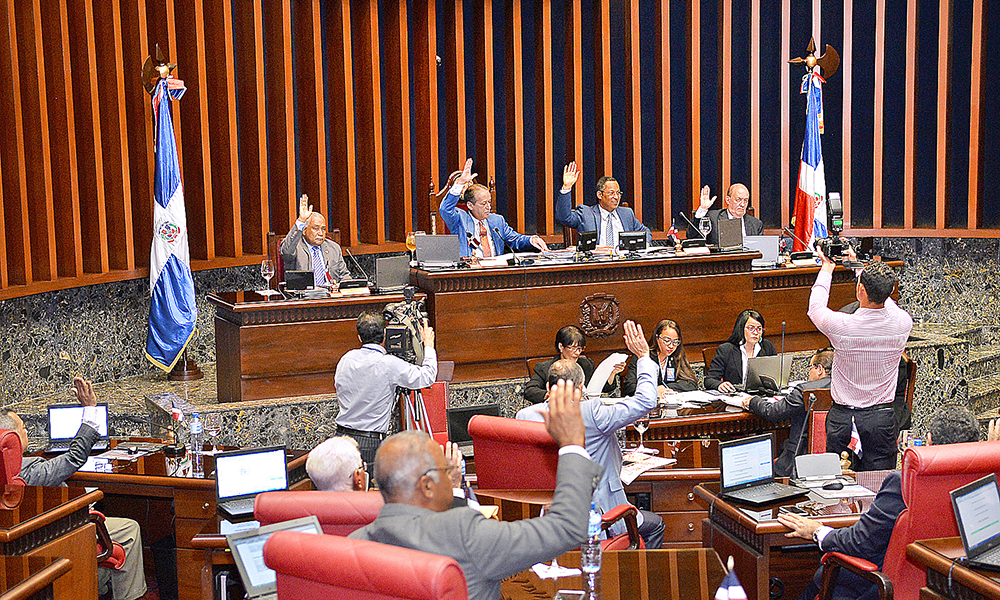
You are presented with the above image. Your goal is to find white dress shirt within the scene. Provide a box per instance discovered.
[598,206,624,247]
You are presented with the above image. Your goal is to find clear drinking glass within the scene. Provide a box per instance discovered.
[699,217,712,239]
[203,413,221,453]
[261,259,275,290]
[633,417,658,454]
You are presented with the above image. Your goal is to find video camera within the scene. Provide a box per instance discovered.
[383,286,428,365]
[815,192,851,261]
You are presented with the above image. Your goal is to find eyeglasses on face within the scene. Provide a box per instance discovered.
[563,344,584,352]
[658,336,681,348]
[602,190,624,198]
[745,324,764,334]
[423,465,460,479]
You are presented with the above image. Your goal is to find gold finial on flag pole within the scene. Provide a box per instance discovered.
[789,37,840,79]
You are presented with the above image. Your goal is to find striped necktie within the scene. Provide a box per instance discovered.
[604,214,614,247]
[311,245,327,286]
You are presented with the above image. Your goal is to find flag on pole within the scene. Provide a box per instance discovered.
[792,68,828,252]
[715,566,748,600]
[145,77,197,371]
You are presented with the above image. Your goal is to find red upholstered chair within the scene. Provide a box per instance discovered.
[264,530,468,600]
[600,504,645,550]
[255,490,383,536]
[818,440,1000,600]
[0,429,27,486]
[805,388,834,454]
[468,415,558,490]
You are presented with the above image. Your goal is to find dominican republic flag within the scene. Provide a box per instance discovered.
[715,566,748,600]
[145,77,197,371]
[792,68,828,252]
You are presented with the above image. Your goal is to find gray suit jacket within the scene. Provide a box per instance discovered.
[350,452,603,600]
[279,224,350,283]
[20,423,99,486]
[686,208,763,246]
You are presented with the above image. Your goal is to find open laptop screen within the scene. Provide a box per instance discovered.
[227,516,321,595]
[720,434,773,490]
[49,404,109,439]
[952,474,1000,553]
[216,447,288,501]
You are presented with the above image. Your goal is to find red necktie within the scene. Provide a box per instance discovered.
[479,221,492,257]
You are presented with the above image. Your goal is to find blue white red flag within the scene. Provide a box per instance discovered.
[792,69,828,252]
[715,567,748,600]
[145,77,197,371]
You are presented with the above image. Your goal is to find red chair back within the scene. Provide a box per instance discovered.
[0,429,26,487]
[468,415,558,490]
[255,490,384,536]
[264,531,468,600]
[884,440,1000,600]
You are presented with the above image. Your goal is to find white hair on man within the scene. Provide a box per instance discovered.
[306,436,363,491]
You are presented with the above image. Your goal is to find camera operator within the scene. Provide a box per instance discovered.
[807,245,913,470]
[335,311,438,465]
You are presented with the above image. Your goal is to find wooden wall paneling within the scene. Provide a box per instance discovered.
[873,0,885,228]
[203,0,242,257]
[16,0,57,281]
[564,0,583,168]
[444,0,468,171]
[842,0,852,227]
[119,0,152,270]
[322,0,357,245]
[624,0,643,222]
[474,0,497,190]
[750,0,760,216]
[534,0,555,234]
[935,0,951,229]
[41,0,83,278]
[383,0,414,241]
[232,0,269,255]
[291,0,329,241]
[656,0,671,229]
[504,0,527,232]
[352,0,387,245]
[688,0,700,211]
[594,0,612,176]
[779,0,790,227]
[262,1,296,236]
[720,0,732,197]
[968,0,984,227]
[412,0,439,233]
[903,0,917,228]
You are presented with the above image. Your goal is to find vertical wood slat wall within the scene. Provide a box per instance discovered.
[0,0,997,301]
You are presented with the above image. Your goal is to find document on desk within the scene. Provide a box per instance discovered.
[811,484,875,499]
[620,455,677,485]
[587,353,629,398]
[671,390,723,405]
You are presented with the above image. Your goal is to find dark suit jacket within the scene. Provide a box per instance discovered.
[648,350,698,392]
[525,356,598,404]
[554,192,652,244]
[686,208,763,246]
[20,423,99,487]
[801,472,904,600]
[704,340,777,391]
[748,376,831,477]
[350,452,603,600]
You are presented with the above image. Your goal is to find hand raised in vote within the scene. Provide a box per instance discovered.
[529,235,549,252]
[442,441,464,488]
[562,162,581,191]
[989,419,999,442]
[421,320,435,349]
[71,377,98,407]
[297,194,313,223]
[622,320,649,359]
[699,185,717,210]
[540,379,586,448]
[455,158,477,188]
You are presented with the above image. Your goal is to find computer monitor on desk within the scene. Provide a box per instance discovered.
[618,231,646,253]
[414,234,461,268]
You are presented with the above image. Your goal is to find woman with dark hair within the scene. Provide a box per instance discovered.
[704,309,776,393]
[523,325,625,404]
[648,320,698,396]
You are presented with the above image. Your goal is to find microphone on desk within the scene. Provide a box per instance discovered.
[678,212,707,240]
[779,321,786,387]
[790,392,821,479]
[344,248,374,289]
[782,227,812,252]
[122,416,185,452]
[493,227,532,266]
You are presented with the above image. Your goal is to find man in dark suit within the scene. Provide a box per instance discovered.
[686,183,763,246]
[778,404,982,600]
[741,348,833,476]
[555,161,652,247]
[279,194,350,286]
[350,380,603,600]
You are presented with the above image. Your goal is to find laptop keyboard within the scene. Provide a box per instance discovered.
[978,545,1000,563]
[733,482,788,498]
[220,498,255,513]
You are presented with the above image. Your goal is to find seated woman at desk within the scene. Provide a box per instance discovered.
[523,325,627,404]
[648,319,698,396]
[705,309,776,393]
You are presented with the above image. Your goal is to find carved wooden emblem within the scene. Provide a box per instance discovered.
[579,293,621,337]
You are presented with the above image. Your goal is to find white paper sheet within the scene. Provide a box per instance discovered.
[587,353,629,398]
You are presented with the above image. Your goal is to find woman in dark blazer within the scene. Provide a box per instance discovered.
[647,319,699,396]
[523,325,623,403]
[705,309,776,393]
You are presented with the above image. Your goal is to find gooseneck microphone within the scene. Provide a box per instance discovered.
[344,248,374,287]
[679,212,708,240]
[779,321,786,389]
[783,226,811,251]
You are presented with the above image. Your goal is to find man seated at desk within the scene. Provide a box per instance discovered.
[555,161,651,247]
[778,404,983,600]
[0,378,147,600]
[686,183,763,246]
[350,380,603,600]
[335,312,438,466]
[441,158,548,258]
[279,194,350,287]
[739,348,833,477]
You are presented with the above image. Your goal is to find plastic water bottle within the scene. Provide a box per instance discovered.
[189,412,204,477]
[581,501,602,574]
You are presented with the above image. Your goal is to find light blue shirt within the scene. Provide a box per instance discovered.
[335,344,438,432]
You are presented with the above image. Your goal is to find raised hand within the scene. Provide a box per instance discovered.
[297,194,314,223]
[699,185,717,210]
[622,320,649,358]
[71,377,98,407]
[455,158,477,187]
[562,162,581,191]
[442,441,465,488]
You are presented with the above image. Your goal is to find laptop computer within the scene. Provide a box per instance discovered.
[226,516,322,600]
[746,355,793,392]
[744,235,780,268]
[374,255,411,293]
[46,403,110,453]
[215,446,289,519]
[950,473,1000,572]
[717,218,743,251]
[414,234,461,268]
[719,433,808,506]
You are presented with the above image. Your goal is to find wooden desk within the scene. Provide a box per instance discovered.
[0,556,73,600]
[66,445,309,600]
[207,290,421,402]
[0,486,102,600]
[502,549,727,600]
[694,478,888,600]
[906,538,1000,600]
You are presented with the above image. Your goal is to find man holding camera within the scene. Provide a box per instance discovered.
[335,311,438,465]
[807,246,912,470]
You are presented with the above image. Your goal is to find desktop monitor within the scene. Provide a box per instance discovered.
[577,231,598,252]
[618,231,646,253]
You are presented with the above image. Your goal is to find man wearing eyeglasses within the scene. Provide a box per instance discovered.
[740,348,833,476]
[555,162,652,248]
[687,183,763,246]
